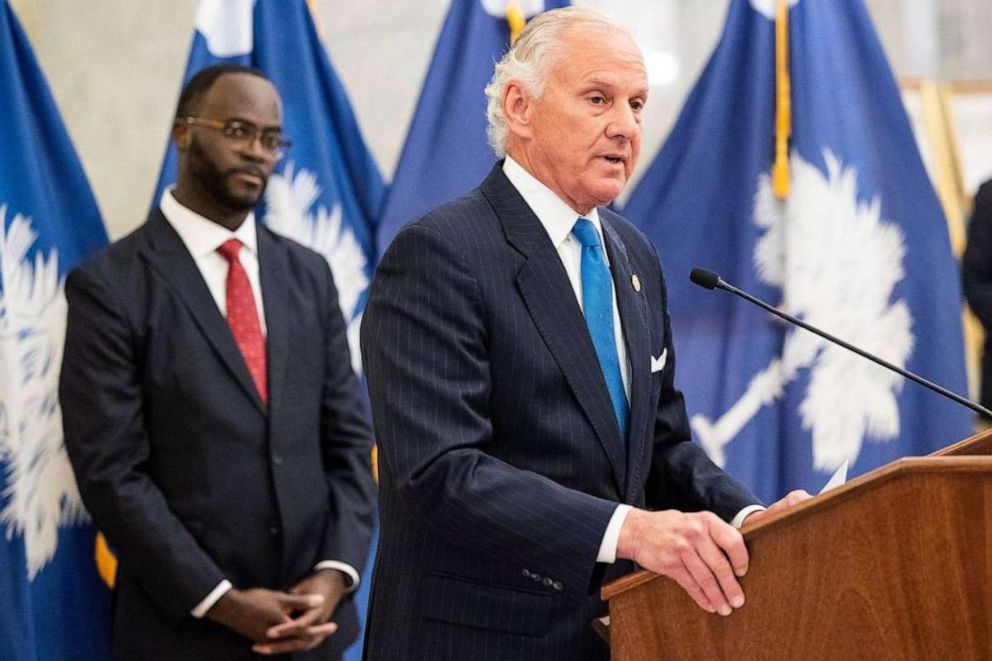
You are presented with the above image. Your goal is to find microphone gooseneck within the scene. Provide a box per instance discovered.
[690,267,992,420]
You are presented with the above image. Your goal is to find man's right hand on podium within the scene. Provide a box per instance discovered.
[616,509,748,617]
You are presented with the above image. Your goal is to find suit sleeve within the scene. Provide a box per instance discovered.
[315,260,376,573]
[963,182,992,329]
[60,266,225,625]
[642,253,761,518]
[361,224,618,593]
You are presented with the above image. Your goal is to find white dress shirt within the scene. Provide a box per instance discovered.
[159,190,360,617]
[160,189,267,333]
[501,159,763,565]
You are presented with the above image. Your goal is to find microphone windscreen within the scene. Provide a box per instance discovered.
[690,268,720,290]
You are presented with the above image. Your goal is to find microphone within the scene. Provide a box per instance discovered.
[689,267,992,420]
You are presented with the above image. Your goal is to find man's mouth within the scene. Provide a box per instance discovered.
[603,155,626,165]
[230,169,266,186]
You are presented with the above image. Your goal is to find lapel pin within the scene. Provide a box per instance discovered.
[631,274,641,292]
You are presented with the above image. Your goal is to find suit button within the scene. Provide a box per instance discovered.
[531,573,541,582]
[552,581,564,592]
[542,577,553,587]
[272,454,283,466]
[268,525,280,536]
[521,569,532,578]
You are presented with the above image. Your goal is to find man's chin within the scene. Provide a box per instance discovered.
[217,198,260,214]
[224,189,265,212]
[588,181,626,207]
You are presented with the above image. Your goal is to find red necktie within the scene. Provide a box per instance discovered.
[217,238,267,404]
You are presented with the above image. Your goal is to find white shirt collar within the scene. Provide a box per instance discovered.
[159,188,259,260]
[502,155,604,249]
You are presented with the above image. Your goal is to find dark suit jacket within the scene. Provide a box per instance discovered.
[60,209,376,660]
[963,180,992,408]
[360,165,758,661]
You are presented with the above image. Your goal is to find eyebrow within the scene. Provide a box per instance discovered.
[224,116,283,130]
[581,77,648,96]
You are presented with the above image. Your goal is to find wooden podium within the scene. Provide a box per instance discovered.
[601,430,992,660]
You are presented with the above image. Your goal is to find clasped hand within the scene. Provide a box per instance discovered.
[207,569,346,655]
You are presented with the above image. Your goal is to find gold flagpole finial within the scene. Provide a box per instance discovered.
[507,1,526,45]
[95,532,118,589]
[772,0,792,198]
[307,0,325,39]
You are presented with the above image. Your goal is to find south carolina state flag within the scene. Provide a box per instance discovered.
[623,0,971,504]
[0,1,112,658]
[374,0,569,254]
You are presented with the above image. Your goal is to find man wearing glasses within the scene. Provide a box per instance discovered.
[60,65,375,660]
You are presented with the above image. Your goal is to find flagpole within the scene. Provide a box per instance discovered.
[772,0,791,198]
[507,0,525,44]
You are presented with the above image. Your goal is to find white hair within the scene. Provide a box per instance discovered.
[484,7,633,157]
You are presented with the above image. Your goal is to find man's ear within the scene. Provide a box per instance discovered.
[503,80,534,141]
[172,119,192,152]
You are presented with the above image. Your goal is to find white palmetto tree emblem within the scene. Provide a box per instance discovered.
[749,0,801,20]
[480,0,546,18]
[264,162,369,374]
[0,205,87,579]
[692,151,913,472]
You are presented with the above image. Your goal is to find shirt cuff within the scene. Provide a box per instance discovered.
[730,504,766,529]
[314,560,360,593]
[596,504,633,564]
[191,579,233,618]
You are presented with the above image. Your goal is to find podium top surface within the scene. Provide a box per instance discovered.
[601,452,992,601]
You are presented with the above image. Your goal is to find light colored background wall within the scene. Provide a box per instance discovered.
[10,0,992,239]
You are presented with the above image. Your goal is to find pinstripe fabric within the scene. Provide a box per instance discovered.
[360,165,758,660]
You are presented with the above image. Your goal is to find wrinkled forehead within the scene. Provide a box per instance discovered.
[552,25,647,84]
[572,21,640,46]
[198,73,282,125]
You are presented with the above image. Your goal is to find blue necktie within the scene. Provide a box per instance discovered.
[572,218,629,441]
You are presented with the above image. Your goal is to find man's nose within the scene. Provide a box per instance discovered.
[606,104,640,141]
[240,133,272,161]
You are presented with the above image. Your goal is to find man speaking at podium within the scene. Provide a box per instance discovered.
[361,8,807,660]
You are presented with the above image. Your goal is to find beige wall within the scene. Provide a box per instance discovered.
[10,0,992,239]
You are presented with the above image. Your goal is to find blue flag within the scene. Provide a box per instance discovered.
[153,3,385,658]
[375,0,569,253]
[622,0,971,504]
[0,2,112,659]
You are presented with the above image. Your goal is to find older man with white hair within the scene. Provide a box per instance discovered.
[361,7,807,660]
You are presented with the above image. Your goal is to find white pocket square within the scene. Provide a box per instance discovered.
[650,349,668,373]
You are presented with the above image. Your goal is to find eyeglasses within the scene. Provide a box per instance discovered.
[181,117,291,157]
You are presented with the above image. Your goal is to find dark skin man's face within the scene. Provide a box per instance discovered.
[171,73,283,230]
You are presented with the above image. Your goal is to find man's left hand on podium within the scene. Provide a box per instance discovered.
[744,490,812,526]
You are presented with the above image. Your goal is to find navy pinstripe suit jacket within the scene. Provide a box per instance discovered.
[361,165,757,660]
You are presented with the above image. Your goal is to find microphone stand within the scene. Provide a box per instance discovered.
[690,267,992,420]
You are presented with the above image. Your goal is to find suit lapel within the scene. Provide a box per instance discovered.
[481,166,627,495]
[140,210,267,415]
[602,218,652,502]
